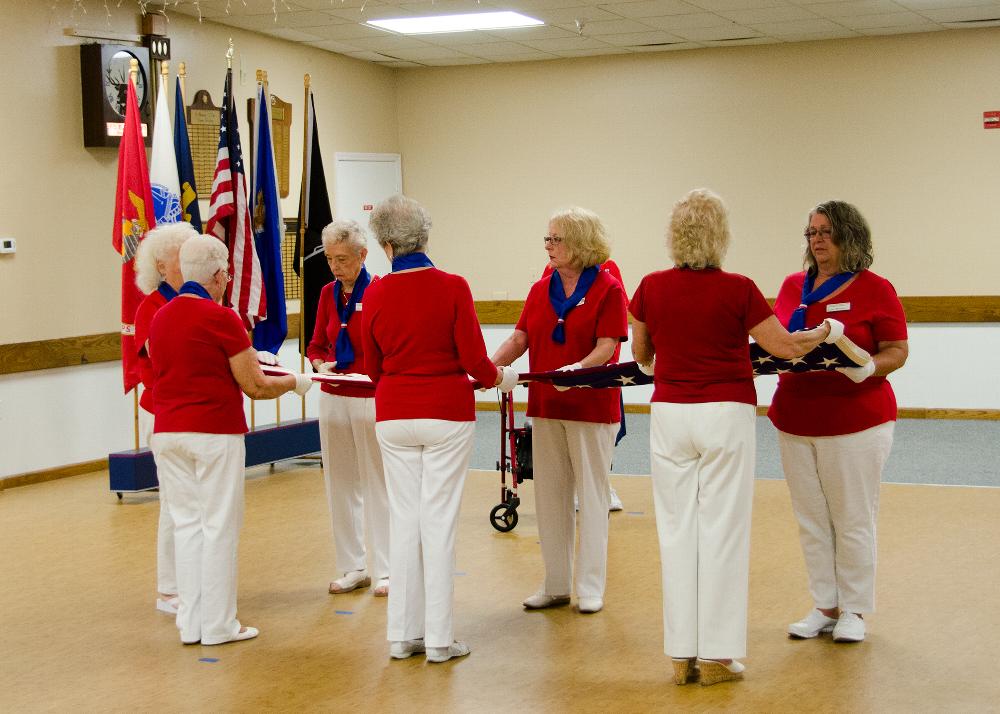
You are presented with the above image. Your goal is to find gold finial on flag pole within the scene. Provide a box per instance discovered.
[226,39,234,69]
[256,68,263,84]
[129,57,139,86]
[178,61,188,104]
[161,59,169,78]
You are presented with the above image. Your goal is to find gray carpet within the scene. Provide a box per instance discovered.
[470,412,1000,488]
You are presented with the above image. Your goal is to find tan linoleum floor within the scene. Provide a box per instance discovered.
[1,466,998,713]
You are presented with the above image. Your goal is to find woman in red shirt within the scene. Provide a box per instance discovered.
[307,220,389,597]
[362,195,517,664]
[769,201,908,644]
[492,206,628,617]
[149,235,313,646]
[133,222,198,616]
[630,189,835,686]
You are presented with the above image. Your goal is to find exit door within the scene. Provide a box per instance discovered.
[334,152,402,278]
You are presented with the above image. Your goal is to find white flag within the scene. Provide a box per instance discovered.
[150,75,181,224]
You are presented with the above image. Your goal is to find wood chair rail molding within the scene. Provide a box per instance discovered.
[1,296,997,376]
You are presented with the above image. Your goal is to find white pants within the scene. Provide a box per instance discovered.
[532,418,616,600]
[651,402,755,660]
[778,422,894,614]
[318,393,389,580]
[376,419,475,648]
[141,405,177,596]
[152,432,246,645]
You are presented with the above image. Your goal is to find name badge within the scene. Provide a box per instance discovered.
[354,302,362,311]
[826,302,850,313]
[577,298,585,306]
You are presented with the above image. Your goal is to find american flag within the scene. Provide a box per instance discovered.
[750,335,871,376]
[205,67,266,329]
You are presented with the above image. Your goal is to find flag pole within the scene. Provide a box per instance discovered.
[263,68,282,427]
[130,56,141,452]
[299,73,310,420]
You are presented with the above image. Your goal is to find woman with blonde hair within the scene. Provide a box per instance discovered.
[630,189,838,685]
[493,206,628,616]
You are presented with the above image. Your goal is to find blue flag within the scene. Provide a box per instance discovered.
[250,80,287,354]
[174,78,202,232]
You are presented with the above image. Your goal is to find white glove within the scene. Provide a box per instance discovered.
[637,360,655,376]
[256,350,279,366]
[822,318,845,344]
[558,362,583,372]
[316,361,336,374]
[497,366,519,393]
[293,374,314,395]
[835,360,876,383]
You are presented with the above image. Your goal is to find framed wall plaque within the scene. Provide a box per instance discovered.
[187,89,222,194]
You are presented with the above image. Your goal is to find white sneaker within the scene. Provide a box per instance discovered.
[329,570,371,594]
[609,488,623,512]
[578,597,603,614]
[426,640,470,663]
[522,591,571,609]
[156,596,179,615]
[390,639,426,659]
[833,612,866,642]
[788,609,838,639]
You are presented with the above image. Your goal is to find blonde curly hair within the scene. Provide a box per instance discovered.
[667,189,729,269]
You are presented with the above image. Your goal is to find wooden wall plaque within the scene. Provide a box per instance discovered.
[187,89,221,194]
[246,94,292,198]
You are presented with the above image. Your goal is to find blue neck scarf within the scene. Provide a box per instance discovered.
[548,266,598,343]
[179,281,213,300]
[391,252,434,272]
[787,270,854,332]
[157,281,179,302]
[333,266,370,368]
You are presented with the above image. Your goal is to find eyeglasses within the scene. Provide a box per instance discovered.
[542,235,563,245]
[803,228,833,240]
[217,269,232,283]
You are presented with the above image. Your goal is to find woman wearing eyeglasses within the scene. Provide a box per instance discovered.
[492,206,629,616]
[769,201,908,644]
[149,235,313,646]
[307,219,389,598]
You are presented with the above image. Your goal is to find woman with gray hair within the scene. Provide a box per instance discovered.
[362,195,517,663]
[770,201,907,645]
[133,221,198,616]
[492,206,628,617]
[307,219,389,597]
[630,189,837,685]
[149,235,313,646]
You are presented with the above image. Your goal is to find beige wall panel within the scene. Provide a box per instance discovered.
[395,29,1000,299]
[0,5,397,344]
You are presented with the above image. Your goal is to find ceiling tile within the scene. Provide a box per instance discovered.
[918,5,1000,20]
[642,12,737,28]
[303,38,371,51]
[597,29,689,42]
[564,17,660,32]
[519,34,620,47]
[529,6,628,22]
[303,22,400,38]
[671,22,763,37]
[748,17,847,32]
[451,40,547,54]
[345,49,408,60]
[857,22,948,31]
[487,25,581,38]
[597,0,704,17]
[552,45,635,54]
[383,45,479,58]
[264,27,331,40]
[686,0,789,11]
[844,11,935,26]
[772,28,860,38]
[721,5,819,22]
[805,0,907,16]
[419,56,495,64]
[342,34,439,49]
[629,39,705,47]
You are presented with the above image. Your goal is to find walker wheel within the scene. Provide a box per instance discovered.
[489,503,519,532]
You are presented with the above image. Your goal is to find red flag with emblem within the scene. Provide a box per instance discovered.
[112,76,156,394]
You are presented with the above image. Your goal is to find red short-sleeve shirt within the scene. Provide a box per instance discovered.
[630,267,773,406]
[150,296,251,435]
[768,269,908,436]
[517,270,629,423]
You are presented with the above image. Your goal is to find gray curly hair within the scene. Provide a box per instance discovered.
[321,219,367,254]
[368,195,431,258]
[180,235,229,286]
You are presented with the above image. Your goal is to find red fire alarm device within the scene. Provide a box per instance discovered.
[363,203,374,211]
[984,111,1000,129]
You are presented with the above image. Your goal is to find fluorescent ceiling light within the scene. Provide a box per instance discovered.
[367,11,543,35]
